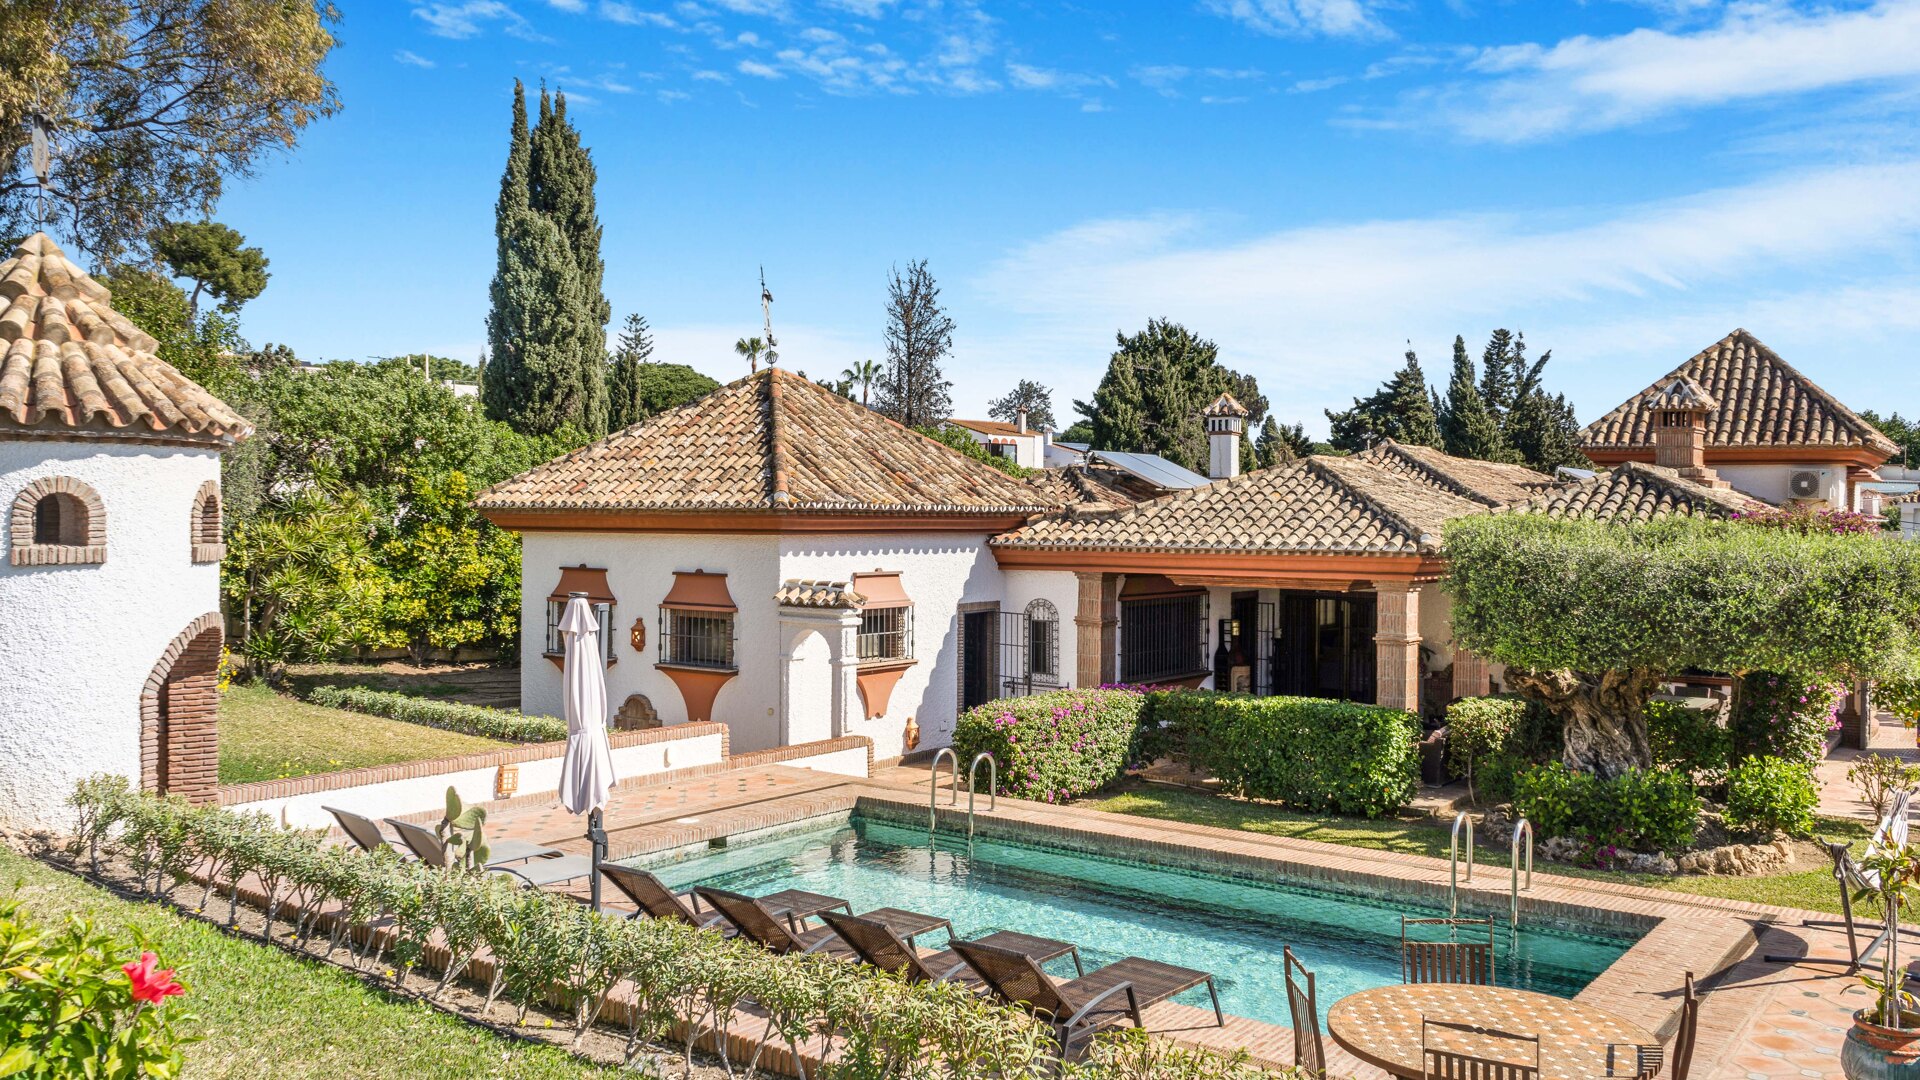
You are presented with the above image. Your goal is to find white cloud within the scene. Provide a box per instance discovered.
[1290,75,1346,93]
[657,88,692,102]
[599,1,676,26]
[543,0,587,10]
[737,58,784,78]
[410,1,546,40]
[1435,1,1920,140]
[972,161,1920,428]
[819,0,901,16]
[393,49,437,68]
[1205,0,1390,39]
[691,68,731,82]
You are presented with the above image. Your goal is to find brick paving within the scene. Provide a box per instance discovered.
[1817,711,1917,822]
[375,761,1913,1077]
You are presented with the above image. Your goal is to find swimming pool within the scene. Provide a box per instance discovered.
[633,814,1636,1027]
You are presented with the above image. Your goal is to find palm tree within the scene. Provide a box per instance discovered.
[842,359,881,406]
[734,337,764,374]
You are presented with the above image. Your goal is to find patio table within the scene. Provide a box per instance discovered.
[1326,984,1656,1080]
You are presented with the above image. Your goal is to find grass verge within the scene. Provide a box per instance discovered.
[0,845,618,1079]
[1082,780,1870,915]
[218,683,510,785]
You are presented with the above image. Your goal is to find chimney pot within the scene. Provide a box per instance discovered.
[1016,407,1029,434]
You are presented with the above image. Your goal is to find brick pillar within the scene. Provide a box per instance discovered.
[1374,582,1422,715]
[1074,572,1118,688]
[1451,649,1491,701]
[163,629,222,803]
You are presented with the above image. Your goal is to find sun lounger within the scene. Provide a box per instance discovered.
[489,853,595,888]
[817,910,1082,985]
[597,863,731,929]
[948,937,1223,1055]
[383,816,566,870]
[693,886,946,957]
[325,806,413,859]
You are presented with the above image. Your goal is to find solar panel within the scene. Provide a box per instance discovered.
[1090,451,1210,489]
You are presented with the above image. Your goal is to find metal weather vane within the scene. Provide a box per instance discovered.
[760,266,778,366]
[29,110,53,227]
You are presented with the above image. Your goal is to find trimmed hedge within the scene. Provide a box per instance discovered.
[951,688,1147,803]
[308,685,567,744]
[1512,762,1700,854]
[1147,690,1422,818]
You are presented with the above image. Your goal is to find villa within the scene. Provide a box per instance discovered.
[477,327,1884,762]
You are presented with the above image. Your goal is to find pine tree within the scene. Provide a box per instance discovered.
[606,313,653,430]
[1438,334,1508,460]
[1074,319,1266,472]
[1325,348,1442,453]
[875,260,955,427]
[1254,416,1312,469]
[987,380,1057,431]
[1477,329,1517,419]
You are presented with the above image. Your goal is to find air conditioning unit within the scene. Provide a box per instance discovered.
[1788,469,1826,500]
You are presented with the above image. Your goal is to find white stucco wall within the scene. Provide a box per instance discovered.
[1001,568,1081,690]
[779,531,1005,757]
[0,439,223,829]
[518,532,784,747]
[1715,463,1846,508]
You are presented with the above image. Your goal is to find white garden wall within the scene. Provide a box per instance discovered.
[0,440,222,830]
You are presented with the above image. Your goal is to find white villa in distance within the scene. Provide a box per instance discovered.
[0,234,250,828]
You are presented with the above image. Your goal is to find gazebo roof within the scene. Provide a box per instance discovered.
[0,233,249,447]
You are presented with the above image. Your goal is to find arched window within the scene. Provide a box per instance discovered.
[189,480,225,563]
[1025,598,1060,683]
[9,477,106,566]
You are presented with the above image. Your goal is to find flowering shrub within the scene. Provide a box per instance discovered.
[1146,691,1422,818]
[309,685,567,744]
[951,688,1147,802]
[1731,504,1887,535]
[1645,699,1731,778]
[1730,675,1845,767]
[1723,756,1819,839]
[0,901,194,1078]
[1512,762,1701,854]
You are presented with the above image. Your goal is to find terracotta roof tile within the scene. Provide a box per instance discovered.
[1356,441,1558,506]
[774,580,864,608]
[1582,329,1897,458]
[476,368,1053,516]
[994,452,1495,555]
[1020,463,1158,515]
[946,418,1028,438]
[1511,461,1760,522]
[0,233,249,446]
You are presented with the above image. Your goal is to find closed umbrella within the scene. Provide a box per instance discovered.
[557,593,617,911]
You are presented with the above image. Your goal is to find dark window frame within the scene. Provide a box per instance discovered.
[1119,593,1208,684]
[658,607,737,671]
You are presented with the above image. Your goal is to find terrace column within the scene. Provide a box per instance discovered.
[1374,582,1422,715]
[1074,572,1118,687]
[1452,649,1491,701]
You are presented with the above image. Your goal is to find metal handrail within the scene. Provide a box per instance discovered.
[1510,817,1534,928]
[967,753,998,839]
[1449,812,1475,917]
[929,747,959,835]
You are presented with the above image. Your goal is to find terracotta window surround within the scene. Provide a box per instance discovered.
[10,476,107,567]
[190,480,225,563]
[544,566,616,669]
[658,570,739,723]
[852,571,915,718]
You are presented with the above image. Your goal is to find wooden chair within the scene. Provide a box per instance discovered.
[596,863,729,930]
[1421,1018,1539,1080]
[948,937,1223,1057]
[1401,916,1495,985]
[1284,946,1325,1077]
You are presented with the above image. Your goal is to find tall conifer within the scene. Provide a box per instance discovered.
[606,313,653,430]
[1438,334,1507,460]
[1325,349,1441,452]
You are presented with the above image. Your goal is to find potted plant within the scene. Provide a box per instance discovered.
[1844,841,1920,1079]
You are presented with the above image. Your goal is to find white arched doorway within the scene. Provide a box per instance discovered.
[783,629,834,745]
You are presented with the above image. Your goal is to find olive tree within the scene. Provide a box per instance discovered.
[1443,514,1920,777]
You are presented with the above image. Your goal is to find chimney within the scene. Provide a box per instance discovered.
[1202,393,1249,481]
[1016,407,1029,434]
[1649,377,1725,487]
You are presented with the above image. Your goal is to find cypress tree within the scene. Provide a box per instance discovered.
[1075,319,1265,472]
[1477,329,1517,418]
[1325,348,1442,452]
[1438,334,1508,460]
[529,89,610,435]
[606,312,653,430]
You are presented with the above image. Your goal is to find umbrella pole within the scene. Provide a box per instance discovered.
[588,808,607,912]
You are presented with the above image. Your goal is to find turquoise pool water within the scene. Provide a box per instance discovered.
[637,816,1636,1027]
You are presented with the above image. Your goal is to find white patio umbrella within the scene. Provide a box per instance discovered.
[557,593,617,910]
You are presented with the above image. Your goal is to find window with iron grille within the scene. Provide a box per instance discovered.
[546,599,616,666]
[659,608,735,670]
[858,606,913,661]
[1120,594,1206,684]
[1025,599,1059,681]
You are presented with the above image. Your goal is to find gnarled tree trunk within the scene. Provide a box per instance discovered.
[1504,667,1661,778]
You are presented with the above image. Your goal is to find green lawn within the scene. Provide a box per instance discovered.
[218,683,511,785]
[1083,781,1870,916]
[0,847,619,1079]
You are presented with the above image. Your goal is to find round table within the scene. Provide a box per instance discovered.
[1326,985,1657,1080]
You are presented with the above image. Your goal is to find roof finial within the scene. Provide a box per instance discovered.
[28,108,53,228]
[759,266,777,367]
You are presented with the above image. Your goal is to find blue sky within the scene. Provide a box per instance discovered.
[219,0,1920,435]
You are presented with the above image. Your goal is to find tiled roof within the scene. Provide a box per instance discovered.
[476,368,1054,515]
[1356,441,1556,506]
[1020,463,1158,516]
[774,580,864,608]
[1204,392,1248,417]
[1890,490,1920,505]
[947,418,1030,438]
[1647,376,1717,413]
[994,453,1492,555]
[1511,461,1759,522]
[0,233,250,446]
[1582,329,1897,458]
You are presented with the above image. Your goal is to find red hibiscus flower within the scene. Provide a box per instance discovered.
[123,951,185,1005]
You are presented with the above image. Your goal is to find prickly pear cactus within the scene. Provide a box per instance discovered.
[436,786,490,871]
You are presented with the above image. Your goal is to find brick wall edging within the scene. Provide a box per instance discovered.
[217,721,731,805]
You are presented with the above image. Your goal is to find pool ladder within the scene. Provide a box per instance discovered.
[928,748,999,840]
[1448,812,1474,917]
[1510,817,1534,929]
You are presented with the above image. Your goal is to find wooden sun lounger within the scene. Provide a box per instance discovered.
[817,910,1082,985]
[948,937,1222,1055]
[694,886,947,957]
